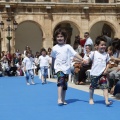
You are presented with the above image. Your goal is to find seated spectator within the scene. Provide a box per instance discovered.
[15,49,21,57]
[109,66,120,92]
[5,51,12,64]
[17,54,23,62]
[107,39,120,91]
[107,46,118,69]
[77,44,92,85]
[16,60,24,76]
[110,80,120,99]
[12,53,19,65]
[5,61,17,76]
[0,55,9,76]
[113,80,120,99]
[1,51,5,58]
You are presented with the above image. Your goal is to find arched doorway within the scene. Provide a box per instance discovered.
[90,21,115,43]
[15,21,43,55]
[53,22,80,46]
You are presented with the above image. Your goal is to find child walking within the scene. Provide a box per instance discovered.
[86,36,112,106]
[51,28,83,105]
[39,48,50,84]
[23,51,35,85]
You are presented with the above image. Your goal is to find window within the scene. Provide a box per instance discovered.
[95,0,109,3]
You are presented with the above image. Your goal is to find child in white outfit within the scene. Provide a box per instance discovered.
[85,36,112,106]
[23,51,35,85]
[51,28,83,105]
[39,48,50,84]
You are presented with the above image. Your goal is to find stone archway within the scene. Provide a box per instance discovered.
[90,21,115,43]
[15,21,43,55]
[53,21,80,46]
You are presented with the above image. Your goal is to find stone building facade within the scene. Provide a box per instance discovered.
[0,0,120,54]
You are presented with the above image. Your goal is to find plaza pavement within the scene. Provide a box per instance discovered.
[48,78,119,101]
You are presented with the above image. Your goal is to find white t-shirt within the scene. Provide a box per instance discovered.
[49,56,52,65]
[34,57,39,65]
[16,63,24,71]
[83,51,92,65]
[83,52,91,60]
[89,51,110,76]
[51,44,77,74]
[23,57,34,70]
[75,45,82,54]
[39,55,50,67]
[84,37,93,54]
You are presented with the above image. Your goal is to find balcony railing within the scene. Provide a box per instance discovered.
[0,0,120,3]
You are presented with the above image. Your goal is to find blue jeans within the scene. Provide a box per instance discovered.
[40,66,48,79]
[25,69,34,80]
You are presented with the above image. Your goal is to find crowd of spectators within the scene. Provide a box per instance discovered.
[0,46,52,77]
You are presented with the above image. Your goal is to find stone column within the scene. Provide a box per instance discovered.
[109,0,115,3]
[1,17,10,52]
[90,0,95,3]
[11,30,15,53]
[73,0,80,2]
[43,14,53,49]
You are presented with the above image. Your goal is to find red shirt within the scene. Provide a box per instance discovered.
[80,39,86,47]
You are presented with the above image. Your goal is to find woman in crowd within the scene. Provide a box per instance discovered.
[16,60,24,76]
[76,44,92,85]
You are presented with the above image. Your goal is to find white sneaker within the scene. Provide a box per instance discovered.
[31,81,35,85]
[27,83,30,85]
[63,102,67,105]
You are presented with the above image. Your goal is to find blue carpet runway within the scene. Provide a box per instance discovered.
[0,76,119,120]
